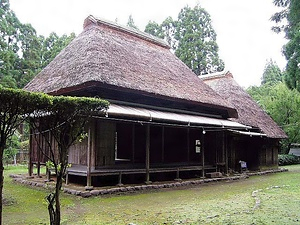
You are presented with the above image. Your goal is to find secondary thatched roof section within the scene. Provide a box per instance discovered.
[201,71,287,139]
[24,15,237,118]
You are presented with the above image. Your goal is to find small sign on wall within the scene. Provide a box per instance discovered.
[195,140,201,153]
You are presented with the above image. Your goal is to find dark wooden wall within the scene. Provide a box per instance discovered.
[95,120,116,167]
[228,135,279,171]
[68,137,88,165]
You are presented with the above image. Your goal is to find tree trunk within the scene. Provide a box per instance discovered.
[0,144,5,225]
[47,193,55,225]
[47,171,63,225]
[54,172,62,225]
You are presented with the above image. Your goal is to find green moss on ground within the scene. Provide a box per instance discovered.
[3,165,300,224]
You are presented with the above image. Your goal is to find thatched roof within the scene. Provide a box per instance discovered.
[201,71,287,138]
[24,15,237,118]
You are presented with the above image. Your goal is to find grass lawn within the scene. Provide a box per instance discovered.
[3,165,300,224]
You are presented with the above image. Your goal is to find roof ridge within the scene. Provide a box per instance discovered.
[84,15,170,49]
[199,71,233,81]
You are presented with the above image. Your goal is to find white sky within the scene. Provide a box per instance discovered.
[10,0,287,88]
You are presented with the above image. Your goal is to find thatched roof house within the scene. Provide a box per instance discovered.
[25,15,237,118]
[201,71,287,139]
[25,16,285,187]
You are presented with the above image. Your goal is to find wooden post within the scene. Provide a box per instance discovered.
[187,128,190,162]
[131,124,135,163]
[86,123,93,190]
[145,124,151,184]
[37,133,41,177]
[201,131,205,178]
[175,168,182,181]
[28,128,33,176]
[117,172,123,186]
[161,126,164,163]
[224,131,228,174]
[215,132,218,172]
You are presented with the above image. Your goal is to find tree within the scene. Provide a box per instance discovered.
[127,15,138,30]
[144,4,224,75]
[0,0,43,88]
[144,21,165,39]
[175,5,224,75]
[272,0,300,91]
[0,0,23,88]
[39,32,75,69]
[261,59,284,85]
[248,82,300,153]
[161,17,177,49]
[0,0,76,88]
[0,87,51,225]
[3,132,20,165]
[30,96,108,225]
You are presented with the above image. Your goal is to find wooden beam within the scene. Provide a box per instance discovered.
[224,131,229,174]
[117,171,123,186]
[145,124,151,184]
[131,124,135,163]
[161,126,164,163]
[201,132,205,178]
[86,122,93,189]
[187,128,190,162]
[28,128,33,176]
[37,133,41,177]
[215,132,218,172]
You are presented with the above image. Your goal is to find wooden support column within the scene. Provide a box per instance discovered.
[215,132,218,172]
[201,131,205,178]
[131,124,135,163]
[187,128,190,162]
[86,123,93,190]
[28,128,33,176]
[145,124,151,184]
[117,172,123,186]
[224,131,229,174]
[175,168,182,181]
[37,134,41,177]
[161,126,165,163]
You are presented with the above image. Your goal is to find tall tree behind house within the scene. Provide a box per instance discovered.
[127,15,139,30]
[272,0,300,91]
[248,60,300,153]
[261,59,284,85]
[145,4,224,75]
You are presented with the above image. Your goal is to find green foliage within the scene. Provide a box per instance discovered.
[0,87,52,160]
[0,0,76,88]
[278,154,300,165]
[0,87,52,224]
[144,4,224,75]
[144,21,165,39]
[261,59,284,85]
[161,17,177,48]
[0,0,42,88]
[29,95,109,225]
[40,96,109,160]
[39,32,75,69]
[247,82,300,153]
[4,164,300,224]
[175,5,224,75]
[0,87,52,141]
[126,15,138,30]
[3,132,19,165]
[272,0,300,91]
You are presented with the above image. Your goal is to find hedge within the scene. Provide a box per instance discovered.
[278,154,300,166]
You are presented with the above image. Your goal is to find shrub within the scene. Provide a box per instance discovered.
[278,154,300,166]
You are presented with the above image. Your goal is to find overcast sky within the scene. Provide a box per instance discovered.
[10,0,287,88]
